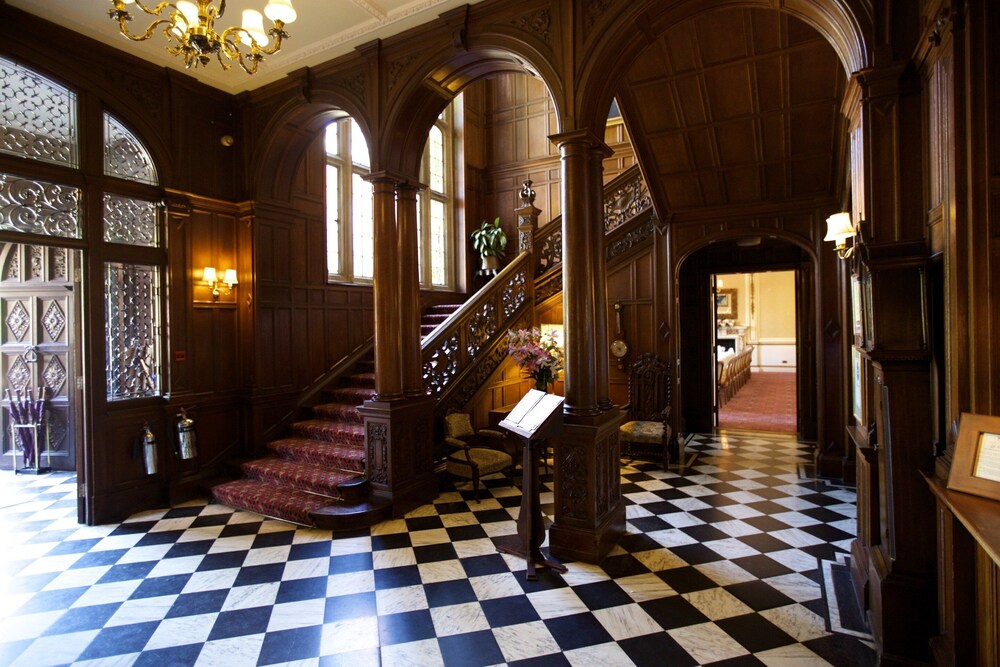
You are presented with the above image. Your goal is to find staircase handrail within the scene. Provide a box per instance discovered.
[260,337,375,444]
[421,251,534,414]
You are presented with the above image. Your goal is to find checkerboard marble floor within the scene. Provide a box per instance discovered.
[0,432,876,666]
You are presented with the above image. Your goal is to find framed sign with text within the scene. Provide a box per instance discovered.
[947,413,1000,501]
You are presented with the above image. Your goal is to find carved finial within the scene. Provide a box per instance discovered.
[519,180,536,206]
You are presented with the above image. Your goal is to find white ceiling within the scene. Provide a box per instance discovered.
[11,0,484,95]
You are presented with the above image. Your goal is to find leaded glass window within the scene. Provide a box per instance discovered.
[104,114,157,185]
[416,96,457,289]
[0,171,82,238]
[105,262,161,401]
[104,194,158,247]
[0,56,78,168]
[324,117,373,283]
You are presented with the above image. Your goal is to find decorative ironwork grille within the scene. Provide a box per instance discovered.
[104,114,157,185]
[0,172,82,238]
[105,262,161,401]
[104,194,158,247]
[0,56,78,168]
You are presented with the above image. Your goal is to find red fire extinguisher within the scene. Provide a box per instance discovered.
[176,407,198,460]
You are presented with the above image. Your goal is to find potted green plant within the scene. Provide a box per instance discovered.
[471,217,507,271]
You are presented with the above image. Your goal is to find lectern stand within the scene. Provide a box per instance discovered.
[496,390,567,581]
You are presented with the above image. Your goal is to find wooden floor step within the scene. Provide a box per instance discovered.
[310,498,391,531]
[211,479,333,526]
[241,458,360,497]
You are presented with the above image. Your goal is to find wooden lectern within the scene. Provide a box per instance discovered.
[496,389,567,580]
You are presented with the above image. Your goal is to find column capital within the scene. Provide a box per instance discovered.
[548,128,609,152]
[363,170,408,186]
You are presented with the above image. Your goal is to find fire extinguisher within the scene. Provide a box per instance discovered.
[141,422,158,475]
[176,407,198,460]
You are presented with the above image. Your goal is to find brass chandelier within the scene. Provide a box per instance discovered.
[108,0,297,75]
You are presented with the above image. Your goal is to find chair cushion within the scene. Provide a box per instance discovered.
[444,412,475,439]
[447,447,512,478]
[620,420,665,444]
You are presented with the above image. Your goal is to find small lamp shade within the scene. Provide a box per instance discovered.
[203,267,217,284]
[265,0,297,24]
[222,269,239,287]
[176,1,199,27]
[824,212,855,244]
[241,10,268,46]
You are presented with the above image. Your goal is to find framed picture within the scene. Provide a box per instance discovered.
[715,288,737,319]
[947,412,1000,501]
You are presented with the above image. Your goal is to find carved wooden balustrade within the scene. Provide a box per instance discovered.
[422,250,534,417]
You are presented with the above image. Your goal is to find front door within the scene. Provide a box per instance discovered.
[0,242,77,471]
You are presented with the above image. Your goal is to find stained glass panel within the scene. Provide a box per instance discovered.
[0,172,82,238]
[105,262,161,401]
[104,114,158,185]
[104,194,158,247]
[0,56,78,167]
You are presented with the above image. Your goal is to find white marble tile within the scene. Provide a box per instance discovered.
[632,548,687,572]
[755,643,833,666]
[147,555,204,578]
[481,520,518,537]
[266,598,327,632]
[221,582,280,611]
[408,528,450,547]
[563,641,634,667]
[194,633,265,666]
[668,621,750,664]
[592,603,661,640]
[380,637,444,667]
[114,543,173,564]
[371,547,416,569]
[679,484,719,498]
[1,609,62,641]
[468,572,524,601]
[320,616,380,654]
[770,528,826,549]
[207,534,256,554]
[527,587,588,619]
[404,503,441,519]
[376,584,428,614]
[41,565,111,590]
[329,535,371,555]
[243,545,291,566]
[760,603,831,642]
[175,526,226,543]
[326,570,375,597]
[764,572,822,602]
[9,629,99,667]
[767,548,820,573]
[700,537,761,559]
[625,504,654,520]
[559,562,611,586]
[682,587,754,620]
[70,579,143,607]
[73,653,139,667]
[666,497,713,512]
[281,557,329,581]
[711,519,762,538]
[662,512,706,528]
[430,601,491,636]
[615,573,677,602]
[624,491,666,505]
[452,537,500,559]
[181,568,241,594]
[105,594,175,626]
[438,512,478,528]
[646,528,698,549]
[417,559,467,584]
[492,620,561,663]
[694,560,758,586]
[14,552,83,576]
[144,612,216,650]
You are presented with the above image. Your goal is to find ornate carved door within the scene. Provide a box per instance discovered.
[0,243,77,471]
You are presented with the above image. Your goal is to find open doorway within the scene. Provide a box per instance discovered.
[715,270,797,433]
[0,242,82,486]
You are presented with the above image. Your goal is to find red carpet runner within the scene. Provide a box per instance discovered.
[718,371,797,433]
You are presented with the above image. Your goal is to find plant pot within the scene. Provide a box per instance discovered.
[481,255,500,272]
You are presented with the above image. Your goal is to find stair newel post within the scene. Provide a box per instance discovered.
[358,173,436,516]
[396,181,424,397]
[547,129,625,564]
[515,180,541,274]
[589,142,615,412]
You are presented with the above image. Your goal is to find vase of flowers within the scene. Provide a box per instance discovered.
[507,327,564,393]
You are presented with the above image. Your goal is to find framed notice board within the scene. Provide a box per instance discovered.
[947,413,1000,501]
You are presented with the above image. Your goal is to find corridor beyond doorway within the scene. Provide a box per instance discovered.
[719,371,797,432]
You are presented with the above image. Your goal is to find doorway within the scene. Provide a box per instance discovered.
[0,242,82,476]
[715,270,797,432]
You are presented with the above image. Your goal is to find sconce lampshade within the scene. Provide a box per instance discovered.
[203,267,218,284]
[824,212,855,244]
[223,269,239,287]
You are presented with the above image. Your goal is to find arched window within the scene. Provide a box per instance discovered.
[325,118,373,282]
[417,97,458,289]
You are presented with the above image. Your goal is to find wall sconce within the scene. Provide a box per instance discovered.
[203,266,238,300]
[824,212,865,260]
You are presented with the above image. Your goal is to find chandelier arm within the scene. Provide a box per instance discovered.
[127,1,184,18]
[115,16,179,42]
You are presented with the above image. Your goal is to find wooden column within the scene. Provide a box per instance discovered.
[548,130,624,563]
[589,142,614,411]
[368,173,402,400]
[553,131,598,416]
[396,181,423,396]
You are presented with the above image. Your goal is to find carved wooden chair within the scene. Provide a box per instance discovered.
[619,353,681,469]
[443,412,514,501]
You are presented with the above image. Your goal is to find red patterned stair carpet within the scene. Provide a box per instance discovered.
[421,303,462,338]
[212,363,374,525]
[718,370,797,433]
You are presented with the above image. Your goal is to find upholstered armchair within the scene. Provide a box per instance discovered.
[443,412,514,501]
[619,353,681,469]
